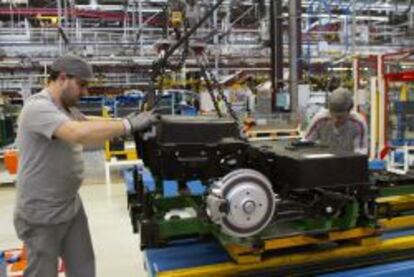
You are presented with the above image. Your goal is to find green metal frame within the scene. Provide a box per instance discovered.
[143,192,212,243]
[381,185,414,197]
[292,200,360,232]
[140,177,414,248]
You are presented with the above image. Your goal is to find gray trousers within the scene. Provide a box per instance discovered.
[14,206,95,277]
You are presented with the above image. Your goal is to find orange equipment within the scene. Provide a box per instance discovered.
[4,149,18,175]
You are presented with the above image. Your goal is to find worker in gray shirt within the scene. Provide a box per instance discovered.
[303,87,368,154]
[14,54,158,277]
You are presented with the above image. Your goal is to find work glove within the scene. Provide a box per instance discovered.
[122,110,160,135]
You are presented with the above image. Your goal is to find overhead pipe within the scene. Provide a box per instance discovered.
[270,0,283,113]
[288,0,302,114]
[0,7,162,23]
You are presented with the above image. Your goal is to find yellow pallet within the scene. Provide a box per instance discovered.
[158,234,414,277]
[377,194,414,213]
[246,128,301,141]
[377,194,414,230]
[224,227,379,264]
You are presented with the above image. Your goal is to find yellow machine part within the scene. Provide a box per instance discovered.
[171,11,184,28]
[104,141,138,161]
[400,84,409,102]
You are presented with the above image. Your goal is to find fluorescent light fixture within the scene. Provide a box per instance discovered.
[332,67,352,71]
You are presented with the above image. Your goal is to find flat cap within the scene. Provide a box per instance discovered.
[329,87,354,113]
[51,54,93,81]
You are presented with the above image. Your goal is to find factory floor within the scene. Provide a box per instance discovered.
[0,150,146,277]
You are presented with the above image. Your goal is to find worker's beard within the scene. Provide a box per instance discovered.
[60,87,79,110]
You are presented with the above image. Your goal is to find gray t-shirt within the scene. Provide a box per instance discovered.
[304,108,368,154]
[15,90,84,224]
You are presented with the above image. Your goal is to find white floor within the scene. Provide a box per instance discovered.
[0,152,146,277]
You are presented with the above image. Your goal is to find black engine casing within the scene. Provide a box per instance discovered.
[248,141,369,190]
[134,116,248,181]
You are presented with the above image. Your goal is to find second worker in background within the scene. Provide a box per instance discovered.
[303,87,368,154]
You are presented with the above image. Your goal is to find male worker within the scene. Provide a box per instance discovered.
[303,87,368,154]
[14,54,158,277]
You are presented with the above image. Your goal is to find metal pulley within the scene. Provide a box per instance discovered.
[206,169,276,238]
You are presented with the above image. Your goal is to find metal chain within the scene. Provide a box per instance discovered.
[195,54,222,117]
[196,53,247,141]
[200,55,240,122]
